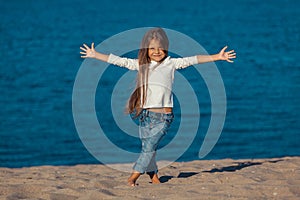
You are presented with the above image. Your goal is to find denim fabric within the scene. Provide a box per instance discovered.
[133,110,174,173]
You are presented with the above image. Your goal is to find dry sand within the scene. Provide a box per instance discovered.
[0,157,299,200]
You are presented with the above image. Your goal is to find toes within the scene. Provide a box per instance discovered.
[128,179,136,187]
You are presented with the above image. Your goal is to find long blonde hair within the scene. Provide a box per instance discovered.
[126,28,169,117]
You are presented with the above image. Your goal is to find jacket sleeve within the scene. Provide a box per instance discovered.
[107,54,139,71]
[171,56,198,69]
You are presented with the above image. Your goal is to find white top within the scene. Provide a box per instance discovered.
[107,54,198,108]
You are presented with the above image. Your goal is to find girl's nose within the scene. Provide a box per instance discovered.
[154,48,159,53]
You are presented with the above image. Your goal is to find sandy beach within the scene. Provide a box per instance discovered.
[0,156,299,200]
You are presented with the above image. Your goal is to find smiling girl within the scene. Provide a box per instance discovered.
[80,27,236,186]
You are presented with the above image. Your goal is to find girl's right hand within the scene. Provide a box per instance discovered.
[80,43,96,58]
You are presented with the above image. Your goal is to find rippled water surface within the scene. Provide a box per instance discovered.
[0,0,299,167]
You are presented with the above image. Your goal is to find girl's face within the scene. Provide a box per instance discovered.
[148,39,166,62]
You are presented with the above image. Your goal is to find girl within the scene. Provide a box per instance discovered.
[80,28,236,186]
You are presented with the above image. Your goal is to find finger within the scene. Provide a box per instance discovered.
[91,42,94,50]
[227,53,236,58]
[81,55,87,58]
[227,50,235,54]
[83,44,90,50]
[80,47,87,51]
[80,51,86,54]
[221,46,228,53]
[227,53,236,57]
[227,59,234,63]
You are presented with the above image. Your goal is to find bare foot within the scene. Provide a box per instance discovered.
[128,172,141,187]
[147,172,161,184]
[151,174,161,184]
[127,179,136,187]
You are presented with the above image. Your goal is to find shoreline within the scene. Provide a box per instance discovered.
[0,156,299,199]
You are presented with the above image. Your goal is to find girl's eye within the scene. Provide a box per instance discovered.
[149,48,163,51]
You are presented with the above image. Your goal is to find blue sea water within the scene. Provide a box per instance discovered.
[0,0,299,168]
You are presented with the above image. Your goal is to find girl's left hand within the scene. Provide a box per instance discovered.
[218,46,236,63]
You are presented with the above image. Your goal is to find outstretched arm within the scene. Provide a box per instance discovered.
[80,43,109,62]
[80,42,139,70]
[197,46,236,64]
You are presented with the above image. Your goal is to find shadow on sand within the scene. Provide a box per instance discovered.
[159,159,284,183]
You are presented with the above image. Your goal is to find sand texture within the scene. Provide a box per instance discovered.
[0,157,299,200]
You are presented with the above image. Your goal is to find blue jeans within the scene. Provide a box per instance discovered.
[133,109,174,174]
